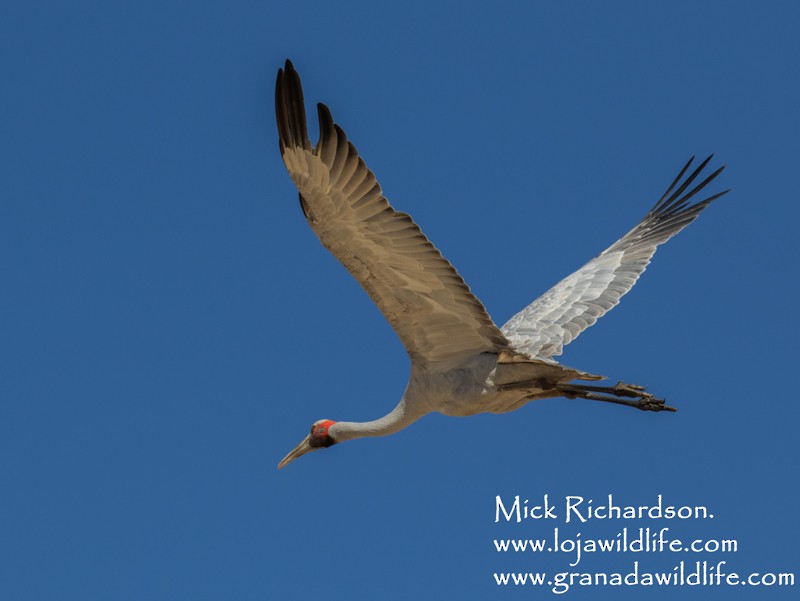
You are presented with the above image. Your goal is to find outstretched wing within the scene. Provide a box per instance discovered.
[502,156,729,358]
[276,60,509,365]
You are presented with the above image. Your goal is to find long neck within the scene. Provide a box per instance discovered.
[330,396,428,442]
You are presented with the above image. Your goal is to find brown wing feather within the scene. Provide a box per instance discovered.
[276,60,509,364]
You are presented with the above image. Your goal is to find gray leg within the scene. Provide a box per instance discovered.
[557,381,677,412]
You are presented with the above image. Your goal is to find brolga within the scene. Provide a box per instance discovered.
[276,60,728,469]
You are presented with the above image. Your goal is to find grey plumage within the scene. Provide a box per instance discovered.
[502,155,729,358]
[275,60,729,469]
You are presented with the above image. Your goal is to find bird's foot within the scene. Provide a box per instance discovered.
[612,382,647,397]
[611,382,676,412]
[633,395,677,412]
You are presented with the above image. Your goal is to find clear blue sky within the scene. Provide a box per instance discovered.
[1,1,797,599]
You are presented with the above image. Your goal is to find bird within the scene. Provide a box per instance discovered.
[275,60,729,469]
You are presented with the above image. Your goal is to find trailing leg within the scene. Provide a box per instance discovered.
[557,381,677,412]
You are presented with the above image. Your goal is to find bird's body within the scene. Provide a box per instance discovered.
[408,352,511,417]
[403,352,593,417]
[275,60,729,468]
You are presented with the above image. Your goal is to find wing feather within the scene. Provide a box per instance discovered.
[276,60,509,365]
[502,156,729,358]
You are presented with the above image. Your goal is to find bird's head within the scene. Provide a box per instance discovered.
[278,419,338,469]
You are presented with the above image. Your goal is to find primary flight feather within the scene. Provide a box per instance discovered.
[275,60,729,469]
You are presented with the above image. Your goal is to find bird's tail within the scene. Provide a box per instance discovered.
[495,350,604,387]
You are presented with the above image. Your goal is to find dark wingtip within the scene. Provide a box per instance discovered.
[315,103,336,160]
[706,188,732,203]
[275,65,287,152]
[275,59,310,153]
[652,156,694,213]
[317,102,333,124]
[651,154,729,217]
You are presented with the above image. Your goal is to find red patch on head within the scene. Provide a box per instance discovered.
[314,420,336,437]
[309,419,338,448]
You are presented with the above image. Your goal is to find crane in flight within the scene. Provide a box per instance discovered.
[275,60,728,469]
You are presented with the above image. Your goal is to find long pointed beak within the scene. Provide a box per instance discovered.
[277,434,313,469]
